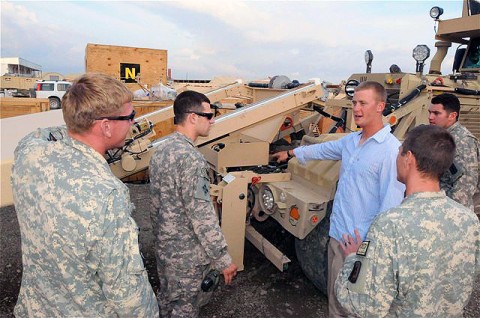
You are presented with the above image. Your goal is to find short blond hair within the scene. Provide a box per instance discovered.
[355,81,387,103]
[62,73,133,134]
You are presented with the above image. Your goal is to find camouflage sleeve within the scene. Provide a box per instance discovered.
[476,222,480,276]
[181,161,232,270]
[15,126,67,154]
[149,149,162,233]
[449,136,479,210]
[335,218,397,317]
[93,190,158,317]
[149,190,159,234]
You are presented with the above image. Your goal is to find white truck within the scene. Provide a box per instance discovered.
[34,80,72,109]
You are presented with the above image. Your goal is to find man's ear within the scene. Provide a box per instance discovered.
[187,112,196,125]
[448,111,458,122]
[406,150,416,168]
[377,101,386,113]
[99,119,112,138]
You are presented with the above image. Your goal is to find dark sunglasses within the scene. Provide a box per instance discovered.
[96,110,136,121]
[186,111,214,120]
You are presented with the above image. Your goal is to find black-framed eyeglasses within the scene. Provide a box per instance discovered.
[185,111,214,120]
[96,110,136,121]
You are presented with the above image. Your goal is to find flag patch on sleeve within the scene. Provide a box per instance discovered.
[356,241,370,256]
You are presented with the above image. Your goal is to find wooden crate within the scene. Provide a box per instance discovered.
[132,100,175,138]
[0,76,37,90]
[0,98,49,118]
[85,43,167,92]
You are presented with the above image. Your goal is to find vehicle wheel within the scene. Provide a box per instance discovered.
[294,201,332,295]
[49,97,61,109]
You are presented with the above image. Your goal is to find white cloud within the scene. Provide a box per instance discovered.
[1,1,38,26]
[1,0,466,83]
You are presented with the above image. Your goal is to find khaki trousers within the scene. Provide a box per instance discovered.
[327,237,348,318]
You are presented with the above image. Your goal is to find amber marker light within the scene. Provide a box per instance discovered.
[289,206,300,220]
[389,115,398,126]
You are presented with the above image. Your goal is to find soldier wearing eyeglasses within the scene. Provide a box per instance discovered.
[150,90,237,318]
[11,73,159,317]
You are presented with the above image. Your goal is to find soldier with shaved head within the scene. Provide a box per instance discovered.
[336,125,480,317]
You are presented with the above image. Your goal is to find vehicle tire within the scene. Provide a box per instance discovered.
[294,201,332,295]
[49,97,61,110]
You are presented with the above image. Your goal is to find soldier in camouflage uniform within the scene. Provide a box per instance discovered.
[428,93,479,211]
[150,90,237,318]
[335,125,480,317]
[11,73,159,317]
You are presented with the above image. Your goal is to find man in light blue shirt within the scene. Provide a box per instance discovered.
[273,81,405,318]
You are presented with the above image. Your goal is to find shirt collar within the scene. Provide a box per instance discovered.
[357,124,392,143]
[59,128,110,165]
[174,131,196,147]
[404,191,445,202]
[447,121,459,133]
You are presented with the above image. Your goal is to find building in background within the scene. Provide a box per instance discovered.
[1,57,42,78]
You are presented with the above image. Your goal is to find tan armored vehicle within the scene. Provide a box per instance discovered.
[1,0,478,295]
[107,0,479,293]
[293,0,480,292]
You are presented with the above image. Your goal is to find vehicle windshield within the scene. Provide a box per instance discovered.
[462,38,480,70]
[469,0,480,15]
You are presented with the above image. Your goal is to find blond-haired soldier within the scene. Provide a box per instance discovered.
[12,73,158,317]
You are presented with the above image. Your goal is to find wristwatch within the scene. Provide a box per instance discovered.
[287,149,294,159]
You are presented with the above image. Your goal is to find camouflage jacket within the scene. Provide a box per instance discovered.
[12,126,158,318]
[149,132,232,272]
[335,191,480,318]
[440,122,479,210]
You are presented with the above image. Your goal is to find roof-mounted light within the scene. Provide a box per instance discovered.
[412,45,431,63]
[364,50,373,73]
[430,6,444,19]
[412,45,430,75]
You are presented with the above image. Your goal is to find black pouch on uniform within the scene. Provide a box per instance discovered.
[201,269,220,292]
[197,268,220,308]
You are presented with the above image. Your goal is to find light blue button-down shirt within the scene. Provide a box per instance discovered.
[294,125,405,242]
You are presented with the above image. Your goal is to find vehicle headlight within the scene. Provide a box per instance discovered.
[412,45,431,63]
[430,6,443,19]
[259,185,275,213]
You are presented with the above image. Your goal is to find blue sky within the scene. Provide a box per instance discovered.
[1,1,464,83]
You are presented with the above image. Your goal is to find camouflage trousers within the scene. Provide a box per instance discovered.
[157,263,213,318]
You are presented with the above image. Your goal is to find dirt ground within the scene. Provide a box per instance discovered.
[1,183,479,318]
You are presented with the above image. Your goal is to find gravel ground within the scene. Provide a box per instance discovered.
[1,183,479,317]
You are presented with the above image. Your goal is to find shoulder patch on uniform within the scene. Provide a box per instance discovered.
[194,176,211,201]
[356,241,370,256]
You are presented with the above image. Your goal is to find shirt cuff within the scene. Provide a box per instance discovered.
[213,252,233,271]
[292,147,306,165]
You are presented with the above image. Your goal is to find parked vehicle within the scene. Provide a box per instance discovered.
[34,80,71,109]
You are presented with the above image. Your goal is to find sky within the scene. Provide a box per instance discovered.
[1,0,466,84]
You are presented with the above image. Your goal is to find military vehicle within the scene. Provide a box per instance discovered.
[1,0,478,296]
[293,0,480,292]
[107,0,479,294]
